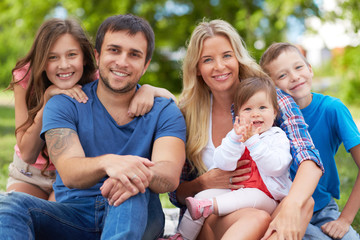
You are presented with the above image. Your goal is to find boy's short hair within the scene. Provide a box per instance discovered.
[260,42,310,76]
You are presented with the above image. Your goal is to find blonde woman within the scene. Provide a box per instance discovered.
[168,19,323,240]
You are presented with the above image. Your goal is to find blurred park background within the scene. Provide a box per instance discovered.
[1,0,360,231]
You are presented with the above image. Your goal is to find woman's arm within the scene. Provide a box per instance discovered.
[174,160,251,206]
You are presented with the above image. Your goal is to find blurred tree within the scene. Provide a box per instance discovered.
[0,0,320,93]
[334,46,360,105]
[338,0,360,32]
[320,0,360,105]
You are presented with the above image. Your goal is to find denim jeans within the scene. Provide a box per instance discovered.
[304,198,360,240]
[0,190,164,240]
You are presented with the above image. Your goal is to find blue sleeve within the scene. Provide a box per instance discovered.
[275,88,324,172]
[41,95,78,139]
[330,98,360,152]
[155,98,186,143]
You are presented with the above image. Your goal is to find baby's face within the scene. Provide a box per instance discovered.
[266,50,313,108]
[238,90,276,134]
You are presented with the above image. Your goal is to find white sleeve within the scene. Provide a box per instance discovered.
[245,127,292,177]
[212,129,245,171]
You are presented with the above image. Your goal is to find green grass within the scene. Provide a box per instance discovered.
[0,91,359,232]
[335,144,360,231]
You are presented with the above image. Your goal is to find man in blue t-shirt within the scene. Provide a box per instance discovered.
[0,14,186,240]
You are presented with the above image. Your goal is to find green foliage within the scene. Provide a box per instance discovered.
[0,0,321,93]
[0,105,15,191]
[335,144,360,232]
[333,46,360,105]
[339,0,360,32]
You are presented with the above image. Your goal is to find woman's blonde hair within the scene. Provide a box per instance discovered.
[179,19,267,175]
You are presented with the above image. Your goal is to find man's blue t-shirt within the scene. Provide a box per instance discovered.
[290,92,360,211]
[41,80,186,202]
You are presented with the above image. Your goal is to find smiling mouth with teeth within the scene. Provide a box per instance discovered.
[58,73,74,78]
[214,73,229,80]
[112,70,128,77]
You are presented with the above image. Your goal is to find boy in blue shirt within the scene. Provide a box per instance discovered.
[260,42,360,240]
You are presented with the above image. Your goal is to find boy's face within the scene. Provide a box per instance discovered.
[266,50,313,108]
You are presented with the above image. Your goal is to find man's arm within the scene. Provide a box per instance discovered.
[149,136,186,193]
[101,136,185,206]
[45,128,153,190]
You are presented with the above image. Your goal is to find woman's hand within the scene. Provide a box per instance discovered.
[45,84,88,103]
[200,159,251,190]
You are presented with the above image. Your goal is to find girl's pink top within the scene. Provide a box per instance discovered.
[13,63,56,171]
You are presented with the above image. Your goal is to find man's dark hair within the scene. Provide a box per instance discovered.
[95,14,155,63]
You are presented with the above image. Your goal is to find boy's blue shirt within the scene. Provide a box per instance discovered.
[290,92,360,211]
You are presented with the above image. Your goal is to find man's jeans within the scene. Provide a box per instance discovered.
[0,189,164,240]
[304,198,360,240]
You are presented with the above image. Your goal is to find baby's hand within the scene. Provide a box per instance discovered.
[233,116,261,142]
[233,116,246,139]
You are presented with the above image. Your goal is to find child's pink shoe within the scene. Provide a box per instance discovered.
[185,197,213,220]
[158,233,183,240]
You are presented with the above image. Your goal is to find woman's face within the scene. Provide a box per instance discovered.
[197,35,239,95]
[45,33,84,89]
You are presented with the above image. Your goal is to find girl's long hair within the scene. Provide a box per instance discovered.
[8,18,96,173]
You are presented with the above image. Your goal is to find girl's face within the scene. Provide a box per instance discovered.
[238,90,277,134]
[197,35,239,96]
[45,33,84,89]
